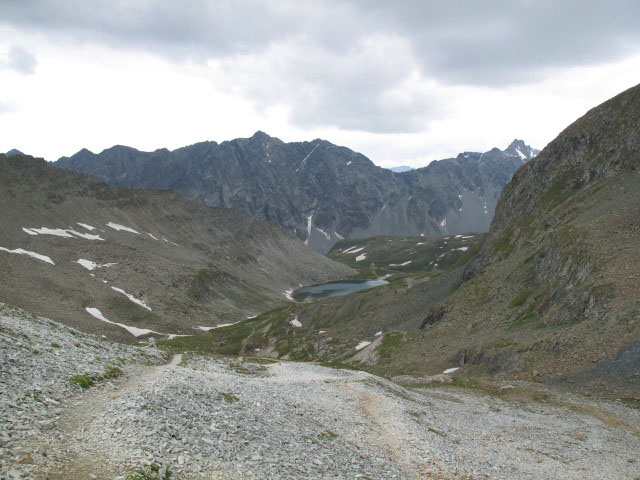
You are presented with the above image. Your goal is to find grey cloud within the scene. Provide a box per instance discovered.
[2,0,638,82]
[1,0,638,132]
[7,46,37,74]
[225,37,444,133]
[0,46,37,75]
[0,0,327,60]
[358,0,640,85]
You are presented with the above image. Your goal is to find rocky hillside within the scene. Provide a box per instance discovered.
[378,83,640,396]
[0,154,352,342]
[54,135,537,253]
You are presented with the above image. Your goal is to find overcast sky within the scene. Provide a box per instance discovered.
[1,1,639,167]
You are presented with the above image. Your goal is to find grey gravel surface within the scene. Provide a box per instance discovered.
[1,304,639,479]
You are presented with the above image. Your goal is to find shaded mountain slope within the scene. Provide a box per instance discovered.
[54,135,536,253]
[0,155,353,342]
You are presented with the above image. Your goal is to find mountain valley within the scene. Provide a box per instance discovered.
[162,84,640,400]
[3,2,640,479]
[1,85,639,479]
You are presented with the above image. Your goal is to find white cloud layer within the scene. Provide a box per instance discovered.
[0,0,639,166]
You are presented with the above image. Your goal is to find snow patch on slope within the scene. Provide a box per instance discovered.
[389,260,412,267]
[162,238,179,246]
[25,226,104,240]
[315,227,330,240]
[85,307,154,337]
[75,259,117,271]
[304,214,313,245]
[110,287,152,311]
[107,222,139,234]
[29,227,74,238]
[283,289,294,301]
[0,246,55,265]
[67,229,104,241]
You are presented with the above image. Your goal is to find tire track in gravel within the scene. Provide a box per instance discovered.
[34,354,183,480]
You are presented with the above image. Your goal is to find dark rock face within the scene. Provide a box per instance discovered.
[54,134,537,253]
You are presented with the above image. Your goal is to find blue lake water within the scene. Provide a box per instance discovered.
[292,279,388,302]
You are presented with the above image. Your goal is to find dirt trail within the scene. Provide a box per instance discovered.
[342,382,431,480]
[32,354,182,480]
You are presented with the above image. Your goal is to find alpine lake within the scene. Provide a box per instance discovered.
[292,279,388,302]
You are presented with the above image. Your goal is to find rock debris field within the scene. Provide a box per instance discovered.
[1,304,639,479]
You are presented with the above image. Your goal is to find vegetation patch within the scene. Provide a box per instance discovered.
[104,365,124,379]
[493,228,515,255]
[70,374,94,389]
[328,234,483,276]
[219,391,239,403]
[376,331,406,361]
[187,268,236,301]
[539,168,580,208]
[509,288,532,308]
[507,310,538,330]
[317,430,338,440]
[70,364,124,389]
[126,463,172,480]
[488,338,518,351]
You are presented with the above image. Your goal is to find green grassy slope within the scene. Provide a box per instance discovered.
[161,234,482,361]
[327,234,482,277]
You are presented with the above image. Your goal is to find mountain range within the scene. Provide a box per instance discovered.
[54,136,538,253]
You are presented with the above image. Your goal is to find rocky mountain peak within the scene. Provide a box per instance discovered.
[250,130,275,143]
[5,148,24,156]
[69,147,95,159]
[503,139,539,161]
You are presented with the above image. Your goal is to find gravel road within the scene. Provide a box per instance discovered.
[1,304,639,479]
